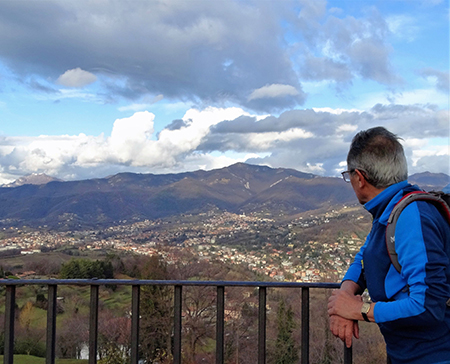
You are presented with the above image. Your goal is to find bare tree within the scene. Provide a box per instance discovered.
[98,310,131,363]
[182,285,217,363]
[56,313,88,358]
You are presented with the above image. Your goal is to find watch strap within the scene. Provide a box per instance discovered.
[361,303,371,322]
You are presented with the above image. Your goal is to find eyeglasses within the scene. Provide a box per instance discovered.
[341,169,354,183]
[342,169,371,184]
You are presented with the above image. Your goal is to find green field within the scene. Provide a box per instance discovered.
[0,355,87,364]
[0,253,133,362]
[0,249,111,273]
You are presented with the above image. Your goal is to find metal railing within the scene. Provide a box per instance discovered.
[1,279,352,364]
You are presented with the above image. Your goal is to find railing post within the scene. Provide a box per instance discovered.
[131,285,140,364]
[344,343,352,364]
[216,285,225,364]
[4,285,15,364]
[89,284,99,364]
[301,287,310,364]
[46,284,57,364]
[258,286,266,364]
[174,285,182,364]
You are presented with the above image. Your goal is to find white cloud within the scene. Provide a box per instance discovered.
[420,68,450,93]
[0,105,448,184]
[179,152,250,173]
[304,162,325,174]
[109,111,155,164]
[336,124,358,133]
[241,128,313,150]
[404,137,450,175]
[358,88,449,110]
[248,84,300,101]
[386,15,418,42]
[334,160,348,175]
[57,68,97,88]
[0,107,266,182]
[145,107,252,167]
[313,107,362,115]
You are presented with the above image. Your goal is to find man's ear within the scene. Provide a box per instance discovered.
[354,169,366,188]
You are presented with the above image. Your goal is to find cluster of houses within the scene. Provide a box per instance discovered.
[1,209,366,283]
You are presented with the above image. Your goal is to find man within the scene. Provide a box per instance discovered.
[327,127,450,364]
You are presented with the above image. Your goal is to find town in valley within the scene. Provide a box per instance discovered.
[0,204,370,283]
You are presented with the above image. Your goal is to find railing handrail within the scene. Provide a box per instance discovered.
[0,278,340,288]
[1,279,348,364]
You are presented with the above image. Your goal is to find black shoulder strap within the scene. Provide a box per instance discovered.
[386,191,450,273]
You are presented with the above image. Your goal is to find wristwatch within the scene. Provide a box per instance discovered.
[361,302,371,322]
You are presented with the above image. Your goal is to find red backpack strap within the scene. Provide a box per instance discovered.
[386,191,450,273]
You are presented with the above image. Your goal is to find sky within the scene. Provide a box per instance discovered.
[0,0,448,184]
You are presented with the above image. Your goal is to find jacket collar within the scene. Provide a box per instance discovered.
[364,181,410,224]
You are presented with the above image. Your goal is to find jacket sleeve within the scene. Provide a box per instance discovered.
[373,201,450,325]
[342,234,369,291]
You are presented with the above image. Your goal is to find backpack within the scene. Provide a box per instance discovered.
[386,190,450,273]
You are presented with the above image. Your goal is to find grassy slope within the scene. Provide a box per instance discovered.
[0,355,87,364]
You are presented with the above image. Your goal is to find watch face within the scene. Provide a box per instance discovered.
[362,303,370,314]
[361,303,371,322]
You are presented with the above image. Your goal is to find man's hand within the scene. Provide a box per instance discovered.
[329,315,359,348]
[327,281,366,348]
[327,289,364,321]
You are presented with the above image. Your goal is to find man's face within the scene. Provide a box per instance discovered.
[349,170,368,205]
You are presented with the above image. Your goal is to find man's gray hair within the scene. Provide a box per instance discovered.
[347,126,408,189]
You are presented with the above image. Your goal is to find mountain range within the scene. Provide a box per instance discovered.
[0,163,448,229]
[1,173,63,188]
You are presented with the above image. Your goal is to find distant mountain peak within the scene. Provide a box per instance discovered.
[408,171,449,190]
[2,173,63,188]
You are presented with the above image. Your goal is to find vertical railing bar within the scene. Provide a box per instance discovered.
[89,284,99,364]
[131,285,140,364]
[173,285,182,364]
[301,287,310,364]
[216,285,225,364]
[258,286,266,364]
[344,343,352,364]
[46,284,57,364]
[4,285,15,364]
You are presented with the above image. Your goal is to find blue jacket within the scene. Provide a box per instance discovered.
[343,181,450,364]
